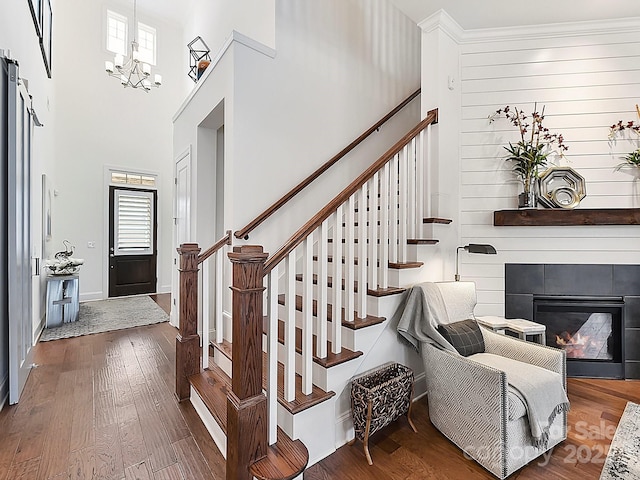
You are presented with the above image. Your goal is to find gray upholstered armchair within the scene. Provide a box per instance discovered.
[397,281,568,479]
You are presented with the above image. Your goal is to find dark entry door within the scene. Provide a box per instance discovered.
[109,186,157,297]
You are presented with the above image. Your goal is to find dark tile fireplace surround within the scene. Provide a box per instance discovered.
[505,264,640,379]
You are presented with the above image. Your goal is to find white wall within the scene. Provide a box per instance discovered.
[181,0,276,92]
[175,0,422,255]
[0,0,57,400]
[52,0,187,300]
[443,18,640,315]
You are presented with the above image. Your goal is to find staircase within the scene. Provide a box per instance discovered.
[175,109,444,479]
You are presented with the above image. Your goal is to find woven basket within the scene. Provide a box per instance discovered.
[350,362,414,443]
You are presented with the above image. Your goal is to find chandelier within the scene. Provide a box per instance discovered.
[104,0,162,91]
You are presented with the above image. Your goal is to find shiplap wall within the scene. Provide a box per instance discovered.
[458,24,640,316]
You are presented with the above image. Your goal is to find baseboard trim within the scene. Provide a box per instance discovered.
[79,291,103,302]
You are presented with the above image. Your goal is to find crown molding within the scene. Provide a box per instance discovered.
[418,9,464,43]
[462,16,640,43]
[418,10,640,44]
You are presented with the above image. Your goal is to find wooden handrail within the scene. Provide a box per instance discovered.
[198,230,232,264]
[234,88,421,240]
[263,108,438,275]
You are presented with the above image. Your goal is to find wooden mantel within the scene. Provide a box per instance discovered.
[494,208,640,226]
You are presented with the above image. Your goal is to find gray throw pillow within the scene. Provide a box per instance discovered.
[437,319,485,356]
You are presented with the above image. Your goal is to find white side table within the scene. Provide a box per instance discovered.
[476,315,509,333]
[504,318,546,345]
[46,274,80,328]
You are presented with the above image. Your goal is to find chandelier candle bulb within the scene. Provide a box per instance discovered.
[142,63,151,75]
[120,74,127,85]
[105,61,114,73]
[114,54,124,68]
[143,79,151,90]
[154,74,162,85]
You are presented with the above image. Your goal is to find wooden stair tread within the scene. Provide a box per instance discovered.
[423,217,452,224]
[262,316,363,368]
[210,339,233,360]
[277,294,385,330]
[316,255,423,270]
[263,353,336,415]
[389,261,423,269]
[250,428,309,480]
[188,364,230,435]
[294,273,405,297]
[203,347,335,416]
[407,238,439,245]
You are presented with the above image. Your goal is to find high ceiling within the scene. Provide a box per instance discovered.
[131,0,640,31]
[388,0,640,29]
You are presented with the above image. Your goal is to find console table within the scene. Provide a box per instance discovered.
[45,274,79,328]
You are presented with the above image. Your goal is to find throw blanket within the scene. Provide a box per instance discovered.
[396,285,457,353]
[471,353,570,448]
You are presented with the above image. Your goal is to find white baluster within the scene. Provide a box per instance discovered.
[201,260,210,370]
[408,137,417,239]
[267,270,278,445]
[380,163,390,289]
[332,207,342,354]
[390,154,399,264]
[284,252,296,402]
[357,185,367,317]
[302,237,313,395]
[399,145,408,262]
[368,174,379,291]
[345,194,356,323]
[417,129,425,232]
[317,221,328,359]
[215,249,223,344]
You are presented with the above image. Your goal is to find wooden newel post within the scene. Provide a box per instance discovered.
[175,243,201,402]
[226,245,269,480]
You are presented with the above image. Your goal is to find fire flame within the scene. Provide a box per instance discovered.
[556,332,591,358]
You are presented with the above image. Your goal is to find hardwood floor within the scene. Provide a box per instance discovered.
[1,294,639,479]
[306,378,640,479]
[0,295,225,480]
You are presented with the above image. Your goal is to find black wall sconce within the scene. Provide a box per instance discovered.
[455,244,497,281]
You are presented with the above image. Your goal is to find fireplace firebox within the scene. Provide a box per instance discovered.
[505,263,640,380]
[533,296,623,378]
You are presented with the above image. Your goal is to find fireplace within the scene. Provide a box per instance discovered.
[533,296,624,378]
[505,263,640,380]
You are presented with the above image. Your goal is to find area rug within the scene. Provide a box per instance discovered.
[40,295,169,341]
[600,401,640,479]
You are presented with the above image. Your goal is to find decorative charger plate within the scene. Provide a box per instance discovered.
[537,166,586,209]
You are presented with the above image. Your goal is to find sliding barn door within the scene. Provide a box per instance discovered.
[6,58,35,405]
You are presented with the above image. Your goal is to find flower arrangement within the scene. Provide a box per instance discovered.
[489,103,568,207]
[608,104,640,171]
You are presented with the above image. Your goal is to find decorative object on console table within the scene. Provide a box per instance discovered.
[537,166,586,209]
[349,362,417,465]
[455,243,497,281]
[187,36,211,82]
[489,104,569,209]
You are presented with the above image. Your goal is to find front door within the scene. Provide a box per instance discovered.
[108,186,157,297]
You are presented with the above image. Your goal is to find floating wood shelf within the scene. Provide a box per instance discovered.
[494,208,640,226]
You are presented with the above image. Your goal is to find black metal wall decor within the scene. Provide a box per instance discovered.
[187,36,211,82]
